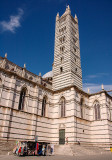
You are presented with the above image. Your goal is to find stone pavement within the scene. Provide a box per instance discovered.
[0,153,112,160]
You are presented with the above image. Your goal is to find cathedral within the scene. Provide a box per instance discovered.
[0,6,112,148]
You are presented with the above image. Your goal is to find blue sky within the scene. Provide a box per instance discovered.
[0,0,112,93]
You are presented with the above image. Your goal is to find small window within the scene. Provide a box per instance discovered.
[59,26,66,34]
[74,58,76,62]
[60,67,63,73]
[75,68,77,72]
[59,36,66,43]
[60,46,65,53]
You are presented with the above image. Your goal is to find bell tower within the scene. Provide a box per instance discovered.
[52,6,82,91]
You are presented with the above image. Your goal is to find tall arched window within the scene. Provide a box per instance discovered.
[60,97,65,117]
[80,97,84,118]
[18,88,27,110]
[94,102,100,120]
[42,97,47,117]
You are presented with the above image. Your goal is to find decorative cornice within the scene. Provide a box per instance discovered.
[89,90,112,99]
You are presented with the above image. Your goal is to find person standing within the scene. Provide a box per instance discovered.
[66,137,68,144]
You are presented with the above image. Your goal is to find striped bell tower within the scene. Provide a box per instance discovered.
[52,5,82,91]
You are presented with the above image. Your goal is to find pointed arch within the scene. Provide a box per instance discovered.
[80,96,84,118]
[21,84,28,92]
[18,87,27,110]
[60,97,66,117]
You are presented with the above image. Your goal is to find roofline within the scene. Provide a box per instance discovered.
[0,56,39,77]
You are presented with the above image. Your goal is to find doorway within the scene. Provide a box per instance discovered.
[59,129,65,144]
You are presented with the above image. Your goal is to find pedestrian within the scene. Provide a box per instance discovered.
[42,145,45,155]
[66,137,68,144]
[50,144,54,154]
[78,139,80,145]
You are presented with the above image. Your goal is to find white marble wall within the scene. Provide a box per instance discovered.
[0,69,112,147]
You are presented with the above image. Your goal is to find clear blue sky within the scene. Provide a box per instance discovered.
[0,0,112,93]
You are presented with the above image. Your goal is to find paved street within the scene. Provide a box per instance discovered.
[0,153,112,160]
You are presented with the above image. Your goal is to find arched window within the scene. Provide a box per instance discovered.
[18,88,27,110]
[80,97,84,118]
[94,102,100,120]
[60,97,65,117]
[42,97,47,117]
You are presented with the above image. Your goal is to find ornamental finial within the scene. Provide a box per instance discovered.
[88,88,90,93]
[101,84,104,90]
[5,53,7,58]
[39,72,41,77]
[24,63,26,68]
